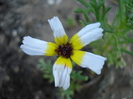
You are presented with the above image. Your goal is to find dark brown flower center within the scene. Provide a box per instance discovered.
[55,42,73,58]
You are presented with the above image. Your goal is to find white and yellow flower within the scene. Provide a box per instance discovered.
[20,16,106,90]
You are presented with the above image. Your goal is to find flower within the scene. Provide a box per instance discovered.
[20,16,106,90]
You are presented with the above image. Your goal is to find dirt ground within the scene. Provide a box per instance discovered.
[0,0,133,99]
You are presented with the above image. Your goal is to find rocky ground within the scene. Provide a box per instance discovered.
[0,0,133,99]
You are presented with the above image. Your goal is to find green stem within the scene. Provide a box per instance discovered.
[101,5,105,21]
[118,0,125,27]
[101,34,113,54]
[95,5,100,21]
[83,10,90,23]
[91,0,100,21]
[112,33,126,66]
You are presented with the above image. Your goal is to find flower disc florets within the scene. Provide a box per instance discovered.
[55,42,73,58]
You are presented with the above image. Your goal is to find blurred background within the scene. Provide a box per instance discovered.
[0,0,133,99]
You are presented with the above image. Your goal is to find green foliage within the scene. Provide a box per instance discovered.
[66,18,76,27]
[74,0,133,67]
[59,88,74,99]
[39,59,88,99]
[39,59,54,83]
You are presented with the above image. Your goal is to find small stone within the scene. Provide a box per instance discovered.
[12,29,17,37]
[47,0,54,5]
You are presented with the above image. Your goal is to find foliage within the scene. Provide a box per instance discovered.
[66,18,76,27]
[39,59,54,83]
[39,59,88,99]
[74,0,133,67]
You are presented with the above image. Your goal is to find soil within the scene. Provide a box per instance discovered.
[0,0,133,99]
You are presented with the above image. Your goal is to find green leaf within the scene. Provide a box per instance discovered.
[74,7,83,13]
[71,71,88,81]
[79,20,86,26]
[106,7,112,13]
[121,49,133,56]
[90,1,96,9]
[98,1,104,8]
[77,0,89,8]
[123,36,133,43]
[39,59,54,83]
[83,9,90,23]
[60,88,74,99]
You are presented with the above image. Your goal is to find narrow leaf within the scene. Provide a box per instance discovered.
[77,0,89,8]
[74,7,83,13]
[121,49,133,56]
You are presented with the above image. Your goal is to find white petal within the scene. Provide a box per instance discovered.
[48,16,66,38]
[20,45,45,55]
[81,52,106,75]
[53,64,71,90]
[70,23,103,49]
[78,22,100,36]
[63,73,70,90]
[48,16,68,45]
[79,28,103,45]
[60,67,71,90]
[23,36,47,50]
[53,57,72,90]
[20,36,47,56]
